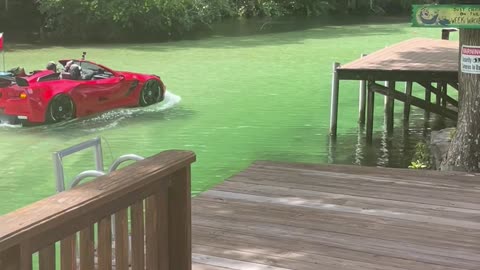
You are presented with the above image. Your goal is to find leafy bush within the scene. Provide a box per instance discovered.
[408,142,431,170]
[33,0,433,42]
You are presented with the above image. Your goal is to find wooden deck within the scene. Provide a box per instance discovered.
[330,37,460,140]
[191,161,480,270]
[337,38,459,82]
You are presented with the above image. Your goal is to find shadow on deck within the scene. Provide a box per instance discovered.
[192,161,480,270]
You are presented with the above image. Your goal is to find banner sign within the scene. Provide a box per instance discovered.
[412,5,480,28]
[461,45,480,74]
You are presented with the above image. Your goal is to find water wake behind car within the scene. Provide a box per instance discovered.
[0,91,181,132]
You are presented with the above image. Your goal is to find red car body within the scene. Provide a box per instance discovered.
[0,59,166,125]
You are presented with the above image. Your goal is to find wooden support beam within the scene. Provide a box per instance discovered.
[435,82,442,105]
[417,81,458,108]
[447,81,459,91]
[168,167,192,270]
[442,83,448,108]
[404,82,413,122]
[385,81,395,133]
[329,63,340,137]
[358,54,367,126]
[425,84,431,119]
[366,81,375,143]
[370,82,457,120]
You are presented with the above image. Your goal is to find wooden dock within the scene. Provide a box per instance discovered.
[191,161,480,270]
[329,37,460,142]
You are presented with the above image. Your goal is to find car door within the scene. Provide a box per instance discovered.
[71,62,130,113]
[75,76,129,111]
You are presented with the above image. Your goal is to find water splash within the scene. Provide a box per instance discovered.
[0,122,22,129]
[0,91,182,132]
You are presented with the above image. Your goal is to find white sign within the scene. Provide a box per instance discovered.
[461,45,480,74]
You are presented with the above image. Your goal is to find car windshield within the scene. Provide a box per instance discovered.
[65,61,113,76]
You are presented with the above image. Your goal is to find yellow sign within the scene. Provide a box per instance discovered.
[412,5,480,28]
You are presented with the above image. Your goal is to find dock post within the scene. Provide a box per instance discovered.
[442,82,448,108]
[366,80,375,144]
[329,62,340,137]
[385,81,395,133]
[435,82,441,105]
[404,81,413,122]
[425,83,431,119]
[358,54,367,125]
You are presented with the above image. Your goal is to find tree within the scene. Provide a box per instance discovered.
[440,29,480,172]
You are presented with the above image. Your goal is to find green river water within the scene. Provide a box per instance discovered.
[0,17,457,215]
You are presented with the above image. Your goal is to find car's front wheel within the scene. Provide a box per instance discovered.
[139,80,161,107]
[46,94,75,123]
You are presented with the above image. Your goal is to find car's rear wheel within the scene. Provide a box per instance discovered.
[46,94,75,123]
[139,80,161,107]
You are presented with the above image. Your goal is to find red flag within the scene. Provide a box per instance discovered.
[0,33,3,51]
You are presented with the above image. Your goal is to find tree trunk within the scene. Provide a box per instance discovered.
[441,29,480,172]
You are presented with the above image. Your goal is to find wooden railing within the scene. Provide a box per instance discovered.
[0,150,196,270]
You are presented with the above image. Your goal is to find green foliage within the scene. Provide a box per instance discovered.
[32,0,433,41]
[408,142,431,170]
[37,0,234,41]
[408,160,428,169]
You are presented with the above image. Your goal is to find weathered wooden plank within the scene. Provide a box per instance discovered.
[208,180,480,224]
[190,160,480,270]
[60,234,76,270]
[193,226,468,270]
[238,166,480,198]
[338,38,458,73]
[192,262,238,270]
[131,201,145,270]
[145,189,168,270]
[192,252,292,270]
[0,245,21,270]
[39,244,55,270]
[97,216,112,270]
[193,217,478,269]
[230,169,480,208]
[193,196,480,253]
[249,161,480,188]
[115,209,129,270]
[79,226,94,270]
[168,167,192,270]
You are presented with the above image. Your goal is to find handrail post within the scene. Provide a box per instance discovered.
[168,166,192,270]
[0,245,20,270]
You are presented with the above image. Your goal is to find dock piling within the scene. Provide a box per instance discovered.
[435,82,442,105]
[425,84,431,119]
[329,62,340,137]
[442,83,448,108]
[404,81,413,122]
[366,80,375,143]
[385,81,395,133]
[358,54,367,125]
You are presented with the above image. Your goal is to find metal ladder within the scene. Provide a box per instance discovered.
[52,137,145,192]
[52,137,145,243]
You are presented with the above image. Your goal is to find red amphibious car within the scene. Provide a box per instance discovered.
[0,57,166,125]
